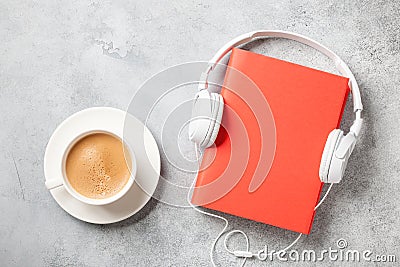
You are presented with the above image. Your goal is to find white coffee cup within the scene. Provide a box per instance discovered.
[45,129,137,206]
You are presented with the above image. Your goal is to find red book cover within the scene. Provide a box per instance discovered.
[191,48,350,234]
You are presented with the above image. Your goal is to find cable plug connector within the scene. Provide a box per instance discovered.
[233,251,253,258]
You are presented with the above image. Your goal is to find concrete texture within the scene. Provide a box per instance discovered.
[1,0,399,266]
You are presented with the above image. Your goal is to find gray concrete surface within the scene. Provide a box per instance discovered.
[1,0,399,266]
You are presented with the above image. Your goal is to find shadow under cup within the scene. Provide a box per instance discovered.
[61,130,137,206]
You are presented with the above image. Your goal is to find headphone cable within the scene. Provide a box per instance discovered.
[188,143,334,267]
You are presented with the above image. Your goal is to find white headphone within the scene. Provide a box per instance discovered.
[188,30,363,184]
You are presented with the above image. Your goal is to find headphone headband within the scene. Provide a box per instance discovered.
[200,30,363,136]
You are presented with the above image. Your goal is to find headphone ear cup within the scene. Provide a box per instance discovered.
[319,129,343,183]
[203,94,224,148]
[188,90,214,146]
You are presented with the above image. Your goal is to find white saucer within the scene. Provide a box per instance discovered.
[44,107,160,224]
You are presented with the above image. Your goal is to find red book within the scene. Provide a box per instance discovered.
[191,48,349,234]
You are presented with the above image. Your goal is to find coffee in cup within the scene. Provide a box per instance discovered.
[65,133,132,199]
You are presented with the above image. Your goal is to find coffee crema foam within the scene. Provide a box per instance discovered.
[65,133,132,199]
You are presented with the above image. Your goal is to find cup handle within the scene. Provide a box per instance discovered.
[45,178,63,190]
